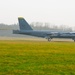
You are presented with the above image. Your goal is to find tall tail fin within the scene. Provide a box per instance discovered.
[18,17,33,30]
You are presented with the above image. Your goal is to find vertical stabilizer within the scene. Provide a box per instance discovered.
[18,17,33,30]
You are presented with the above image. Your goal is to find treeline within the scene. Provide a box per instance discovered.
[31,22,72,31]
[0,22,73,32]
[0,23,19,30]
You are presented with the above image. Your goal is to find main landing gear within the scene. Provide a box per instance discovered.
[48,38,51,42]
[72,38,75,42]
[45,36,52,42]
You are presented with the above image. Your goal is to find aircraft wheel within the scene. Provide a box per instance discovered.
[48,38,51,41]
[73,38,75,42]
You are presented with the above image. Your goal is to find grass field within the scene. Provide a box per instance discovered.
[0,40,75,75]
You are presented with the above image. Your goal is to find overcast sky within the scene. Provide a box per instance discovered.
[0,0,75,27]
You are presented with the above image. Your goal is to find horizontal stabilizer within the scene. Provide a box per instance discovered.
[13,30,20,34]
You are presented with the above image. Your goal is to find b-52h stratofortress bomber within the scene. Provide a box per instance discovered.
[13,17,75,41]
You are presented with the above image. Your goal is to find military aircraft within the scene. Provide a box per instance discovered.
[13,17,75,41]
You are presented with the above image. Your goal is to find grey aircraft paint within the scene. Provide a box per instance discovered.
[13,17,75,41]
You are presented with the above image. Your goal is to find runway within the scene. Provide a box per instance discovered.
[0,36,73,42]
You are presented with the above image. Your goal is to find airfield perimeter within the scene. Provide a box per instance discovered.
[0,37,75,75]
